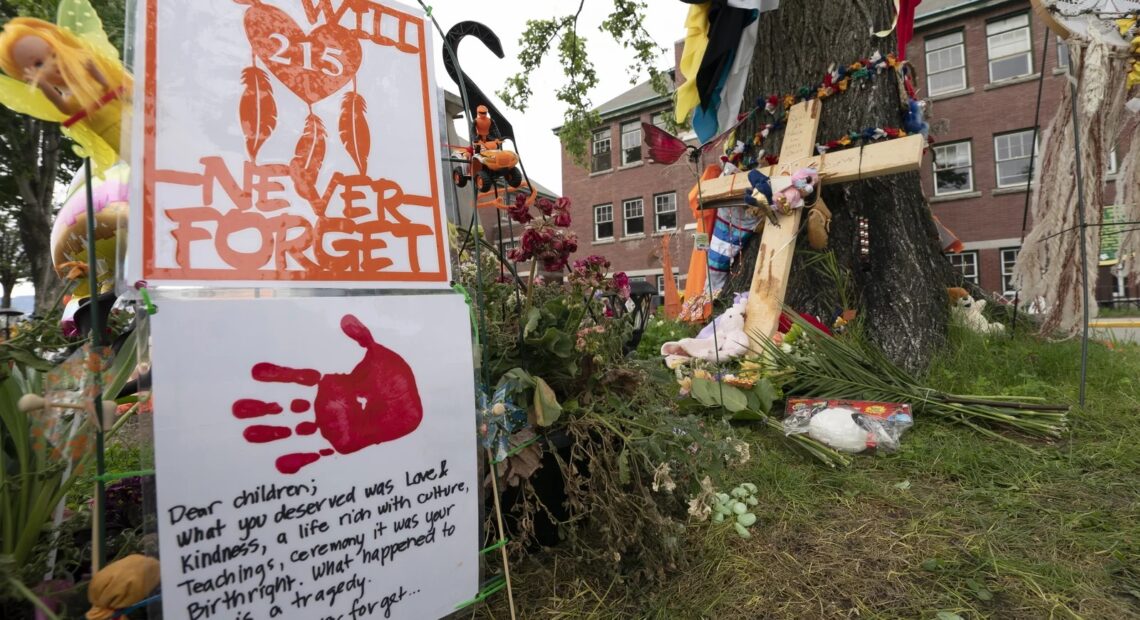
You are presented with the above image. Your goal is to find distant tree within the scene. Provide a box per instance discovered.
[0,208,29,308]
[499,0,669,167]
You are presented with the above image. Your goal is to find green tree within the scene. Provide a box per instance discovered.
[0,0,125,313]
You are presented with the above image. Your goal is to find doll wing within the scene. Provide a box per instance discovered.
[60,122,117,177]
[57,0,121,62]
[0,76,69,123]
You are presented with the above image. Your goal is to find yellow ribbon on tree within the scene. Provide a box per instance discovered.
[675,2,712,124]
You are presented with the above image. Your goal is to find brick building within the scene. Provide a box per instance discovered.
[557,0,1138,305]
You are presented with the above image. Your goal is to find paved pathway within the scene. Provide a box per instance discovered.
[1089,317,1140,345]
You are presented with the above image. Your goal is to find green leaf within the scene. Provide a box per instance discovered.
[500,368,535,390]
[922,559,941,572]
[690,377,717,407]
[532,377,562,426]
[935,612,964,620]
[618,448,631,485]
[720,385,748,413]
[523,307,541,338]
[894,480,911,490]
[752,379,778,414]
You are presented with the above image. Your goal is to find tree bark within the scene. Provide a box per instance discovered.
[5,114,67,314]
[723,0,957,374]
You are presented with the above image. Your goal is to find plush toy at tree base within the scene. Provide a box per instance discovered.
[947,287,1005,335]
[662,296,751,365]
[52,161,129,300]
[0,0,133,174]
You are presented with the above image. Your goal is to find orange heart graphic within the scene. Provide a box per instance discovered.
[244,3,362,105]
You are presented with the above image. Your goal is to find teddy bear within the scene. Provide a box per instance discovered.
[661,303,751,365]
[947,287,1005,335]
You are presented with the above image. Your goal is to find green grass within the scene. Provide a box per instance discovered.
[478,327,1140,619]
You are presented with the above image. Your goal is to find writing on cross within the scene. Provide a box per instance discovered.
[696,99,926,348]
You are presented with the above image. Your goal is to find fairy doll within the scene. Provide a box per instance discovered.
[0,0,132,174]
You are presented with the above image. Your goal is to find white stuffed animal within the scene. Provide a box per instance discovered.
[661,304,751,364]
[948,287,1005,335]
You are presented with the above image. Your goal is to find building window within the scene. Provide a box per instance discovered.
[994,129,1037,187]
[1057,36,1070,69]
[1108,148,1118,175]
[1113,271,1126,298]
[620,121,642,166]
[987,13,1033,82]
[947,251,979,284]
[932,141,974,195]
[1000,247,1020,296]
[651,112,668,130]
[654,193,677,231]
[594,204,613,240]
[623,198,645,236]
[925,31,967,95]
[592,129,612,173]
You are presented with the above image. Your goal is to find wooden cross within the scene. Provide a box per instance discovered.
[697,99,926,347]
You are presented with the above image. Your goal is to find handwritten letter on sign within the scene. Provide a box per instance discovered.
[150,296,478,618]
[130,0,451,286]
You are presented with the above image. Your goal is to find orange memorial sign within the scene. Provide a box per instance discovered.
[129,0,451,287]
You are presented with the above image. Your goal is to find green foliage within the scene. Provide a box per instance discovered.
[499,0,668,166]
[479,328,1140,618]
[635,314,696,359]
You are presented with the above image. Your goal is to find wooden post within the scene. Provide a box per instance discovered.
[743,100,821,344]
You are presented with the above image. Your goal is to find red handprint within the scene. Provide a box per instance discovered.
[232,314,423,474]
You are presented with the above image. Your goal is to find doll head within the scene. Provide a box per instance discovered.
[0,17,125,111]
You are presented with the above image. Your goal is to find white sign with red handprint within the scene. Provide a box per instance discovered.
[129,0,452,287]
[150,295,478,619]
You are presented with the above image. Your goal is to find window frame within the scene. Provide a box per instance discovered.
[654,192,678,231]
[986,12,1034,83]
[1107,148,1118,175]
[591,128,612,173]
[993,129,1039,188]
[620,121,642,166]
[594,203,614,241]
[924,29,968,96]
[651,111,668,130]
[623,198,645,237]
[999,247,1020,296]
[932,140,975,196]
[1057,36,1070,69]
[947,251,979,285]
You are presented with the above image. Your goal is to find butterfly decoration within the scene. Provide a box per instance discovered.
[0,0,130,176]
[641,106,760,166]
[477,383,529,463]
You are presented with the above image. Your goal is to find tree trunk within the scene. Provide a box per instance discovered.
[1,282,12,309]
[8,116,66,315]
[722,0,956,374]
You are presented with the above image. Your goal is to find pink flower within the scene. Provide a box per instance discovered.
[536,197,555,216]
[508,193,533,224]
[553,210,572,227]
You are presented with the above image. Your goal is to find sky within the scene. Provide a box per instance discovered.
[426,0,688,194]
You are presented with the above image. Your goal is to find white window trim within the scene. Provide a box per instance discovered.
[1000,247,1020,296]
[948,250,980,284]
[654,193,678,231]
[925,31,967,96]
[623,198,645,236]
[1107,148,1118,175]
[993,129,1039,188]
[932,140,974,196]
[620,121,642,166]
[594,203,614,241]
[986,13,1034,83]
[592,129,612,172]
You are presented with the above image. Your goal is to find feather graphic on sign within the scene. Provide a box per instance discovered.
[239,66,277,162]
[290,113,327,206]
[338,90,370,176]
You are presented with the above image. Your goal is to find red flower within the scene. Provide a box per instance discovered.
[508,193,533,224]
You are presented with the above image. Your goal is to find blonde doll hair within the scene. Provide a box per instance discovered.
[0,17,130,112]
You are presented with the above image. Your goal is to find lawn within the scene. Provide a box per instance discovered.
[480,326,1140,619]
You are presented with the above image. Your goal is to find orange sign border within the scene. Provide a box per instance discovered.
[141,0,448,284]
